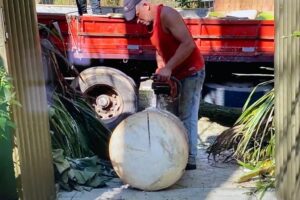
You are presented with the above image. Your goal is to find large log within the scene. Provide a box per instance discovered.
[109,109,188,191]
[199,102,242,126]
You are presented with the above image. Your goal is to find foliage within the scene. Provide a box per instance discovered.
[208,81,275,164]
[39,28,111,159]
[235,83,275,164]
[102,0,120,6]
[292,31,300,37]
[253,177,275,200]
[207,80,276,197]
[237,159,275,182]
[40,21,111,159]
[281,30,300,39]
[175,0,190,8]
[0,67,20,139]
[39,21,113,190]
[49,92,111,159]
[175,0,212,8]
[256,12,274,20]
[52,149,114,191]
[38,19,115,191]
[39,21,111,159]
[239,159,275,199]
[49,93,91,158]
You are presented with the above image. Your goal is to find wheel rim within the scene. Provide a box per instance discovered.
[77,67,138,129]
[84,84,123,122]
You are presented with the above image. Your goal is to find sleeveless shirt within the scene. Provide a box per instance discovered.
[150,5,205,80]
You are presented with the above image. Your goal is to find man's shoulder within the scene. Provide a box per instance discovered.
[161,6,181,20]
[161,6,178,14]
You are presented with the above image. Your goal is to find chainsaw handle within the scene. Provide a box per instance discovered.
[170,77,181,94]
[152,74,179,84]
[170,76,181,99]
[151,75,181,99]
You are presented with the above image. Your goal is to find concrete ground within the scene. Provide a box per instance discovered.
[57,117,276,200]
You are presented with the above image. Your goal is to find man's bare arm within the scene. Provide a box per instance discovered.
[155,7,196,81]
[156,51,165,68]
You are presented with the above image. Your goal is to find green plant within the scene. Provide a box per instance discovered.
[175,0,210,8]
[238,159,275,199]
[208,81,275,164]
[207,80,276,198]
[281,30,300,39]
[175,0,189,7]
[0,67,19,139]
[39,21,113,190]
[292,31,300,37]
[49,93,91,158]
[40,25,111,159]
[102,0,120,6]
[235,83,275,164]
[52,149,113,191]
[50,92,111,159]
[252,176,275,199]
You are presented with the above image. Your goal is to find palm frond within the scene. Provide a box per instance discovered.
[234,89,274,163]
[208,83,275,165]
[50,92,111,159]
[39,27,112,160]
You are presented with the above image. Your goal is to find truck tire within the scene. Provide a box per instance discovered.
[75,67,138,130]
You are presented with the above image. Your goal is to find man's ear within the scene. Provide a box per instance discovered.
[142,2,150,10]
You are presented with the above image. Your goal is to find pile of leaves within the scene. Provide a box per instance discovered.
[52,149,115,191]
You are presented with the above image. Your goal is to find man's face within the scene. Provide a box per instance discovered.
[135,2,152,26]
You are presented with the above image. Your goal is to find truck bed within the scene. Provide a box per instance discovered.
[36,5,274,64]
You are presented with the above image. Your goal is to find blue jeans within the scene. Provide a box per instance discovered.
[178,68,205,163]
[76,0,101,15]
[90,0,101,14]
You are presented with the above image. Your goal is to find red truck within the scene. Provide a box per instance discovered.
[36,4,274,128]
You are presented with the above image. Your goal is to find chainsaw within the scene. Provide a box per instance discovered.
[141,75,181,115]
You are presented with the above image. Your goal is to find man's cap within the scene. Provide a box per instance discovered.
[123,0,142,21]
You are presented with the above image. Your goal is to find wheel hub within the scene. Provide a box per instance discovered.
[97,95,111,109]
[93,92,122,121]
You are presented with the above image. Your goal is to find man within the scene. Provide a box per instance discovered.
[123,0,205,170]
[76,0,101,15]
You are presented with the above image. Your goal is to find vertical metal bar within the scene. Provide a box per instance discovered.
[0,2,8,69]
[296,2,300,198]
[2,0,55,199]
[275,0,300,200]
[275,0,283,196]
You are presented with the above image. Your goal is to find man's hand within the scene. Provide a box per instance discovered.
[155,67,172,82]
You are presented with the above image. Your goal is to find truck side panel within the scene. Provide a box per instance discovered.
[195,19,274,62]
[37,14,274,64]
[68,15,155,62]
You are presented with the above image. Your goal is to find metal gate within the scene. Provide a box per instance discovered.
[1,0,55,199]
[275,0,300,200]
